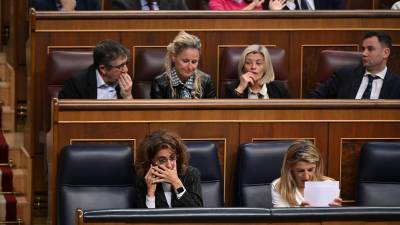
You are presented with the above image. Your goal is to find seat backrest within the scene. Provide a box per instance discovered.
[237,141,292,208]
[46,51,93,131]
[357,142,400,206]
[219,47,288,98]
[185,141,223,207]
[315,50,362,84]
[133,47,166,99]
[57,144,136,225]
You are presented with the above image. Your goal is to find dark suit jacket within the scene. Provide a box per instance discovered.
[58,64,128,99]
[284,0,345,9]
[308,65,400,99]
[111,0,188,10]
[136,166,204,208]
[224,80,290,98]
[151,70,216,99]
[29,0,100,10]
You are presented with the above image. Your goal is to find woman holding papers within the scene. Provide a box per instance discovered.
[271,140,342,207]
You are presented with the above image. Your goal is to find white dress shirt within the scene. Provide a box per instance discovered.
[96,70,118,99]
[248,83,269,99]
[145,183,186,208]
[355,67,387,100]
[287,0,315,10]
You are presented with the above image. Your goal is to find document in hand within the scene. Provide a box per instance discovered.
[304,181,340,207]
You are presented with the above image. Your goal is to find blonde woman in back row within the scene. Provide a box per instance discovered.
[151,31,216,99]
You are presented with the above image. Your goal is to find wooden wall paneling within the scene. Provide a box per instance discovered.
[328,122,400,204]
[148,122,239,206]
[388,45,400,74]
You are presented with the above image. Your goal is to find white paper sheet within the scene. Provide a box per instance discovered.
[304,181,340,207]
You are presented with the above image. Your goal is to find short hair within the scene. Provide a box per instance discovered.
[276,140,325,206]
[93,39,130,68]
[136,129,189,177]
[237,44,275,84]
[363,31,392,49]
[164,31,203,98]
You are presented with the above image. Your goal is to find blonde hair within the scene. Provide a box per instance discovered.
[276,140,326,206]
[237,44,275,85]
[164,31,203,98]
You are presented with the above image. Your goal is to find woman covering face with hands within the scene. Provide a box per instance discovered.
[225,44,289,99]
[136,129,203,208]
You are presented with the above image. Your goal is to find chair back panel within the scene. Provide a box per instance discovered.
[57,144,136,225]
[316,50,362,84]
[133,48,166,99]
[219,47,288,98]
[186,141,223,207]
[46,51,93,132]
[237,141,292,207]
[357,142,400,206]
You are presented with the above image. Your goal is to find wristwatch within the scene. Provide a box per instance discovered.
[176,187,185,195]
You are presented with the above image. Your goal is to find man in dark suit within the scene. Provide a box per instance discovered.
[111,0,188,10]
[58,39,133,99]
[309,31,400,99]
[272,0,345,10]
[29,0,100,10]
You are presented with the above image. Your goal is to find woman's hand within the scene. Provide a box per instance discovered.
[269,0,286,10]
[236,72,257,94]
[152,164,183,190]
[300,201,311,207]
[329,197,343,207]
[144,165,158,197]
[243,0,265,10]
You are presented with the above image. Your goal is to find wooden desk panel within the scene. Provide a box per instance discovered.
[50,99,400,225]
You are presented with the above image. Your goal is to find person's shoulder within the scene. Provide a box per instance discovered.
[321,176,336,182]
[153,72,168,82]
[271,177,281,187]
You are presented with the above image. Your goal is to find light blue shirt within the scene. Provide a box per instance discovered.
[96,70,118,99]
[287,0,315,10]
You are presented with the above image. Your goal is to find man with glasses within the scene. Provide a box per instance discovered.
[59,39,133,99]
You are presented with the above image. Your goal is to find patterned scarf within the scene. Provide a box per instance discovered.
[170,68,194,99]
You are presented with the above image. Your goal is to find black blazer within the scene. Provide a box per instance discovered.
[136,166,204,208]
[111,0,188,10]
[308,65,400,99]
[58,65,129,99]
[151,70,216,99]
[29,0,100,10]
[283,0,345,9]
[224,80,290,99]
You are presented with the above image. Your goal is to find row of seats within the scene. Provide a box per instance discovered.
[47,48,362,99]
[57,141,400,225]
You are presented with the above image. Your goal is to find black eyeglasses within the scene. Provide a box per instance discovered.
[107,61,128,70]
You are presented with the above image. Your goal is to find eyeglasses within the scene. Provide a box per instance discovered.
[107,61,128,70]
[154,154,177,165]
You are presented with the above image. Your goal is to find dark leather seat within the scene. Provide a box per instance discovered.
[237,141,293,207]
[57,144,136,225]
[46,51,93,131]
[315,50,362,85]
[357,142,400,206]
[219,47,288,98]
[133,47,166,98]
[185,141,224,207]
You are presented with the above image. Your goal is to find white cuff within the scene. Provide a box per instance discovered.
[145,195,156,208]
